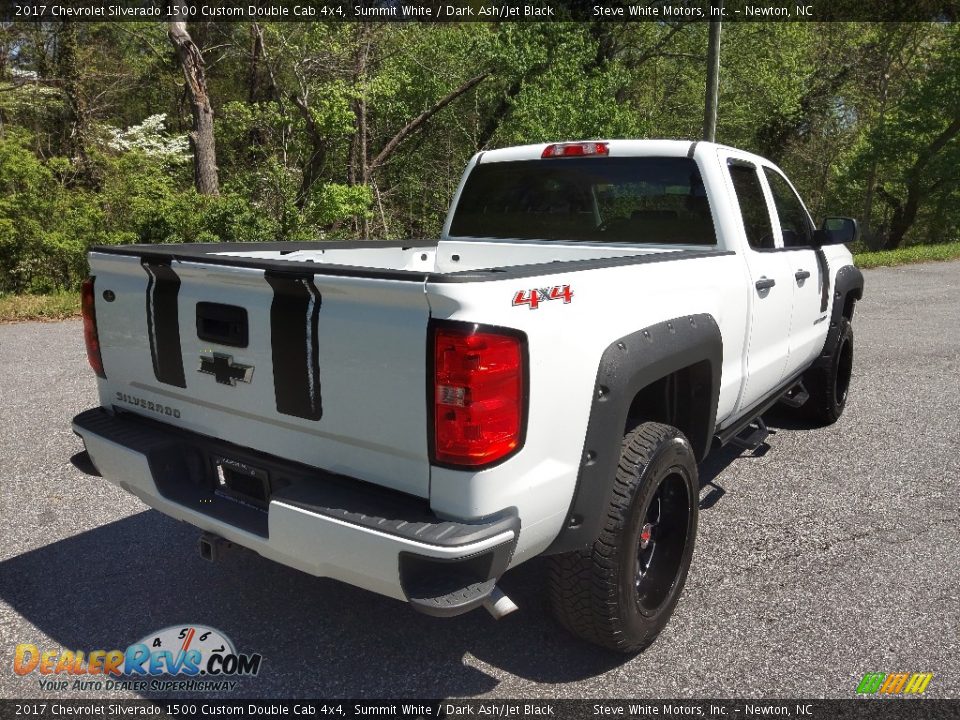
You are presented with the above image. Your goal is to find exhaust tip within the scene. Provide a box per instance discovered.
[482,585,519,620]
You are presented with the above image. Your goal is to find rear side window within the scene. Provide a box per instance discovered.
[764,168,814,247]
[448,157,716,245]
[728,162,775,250]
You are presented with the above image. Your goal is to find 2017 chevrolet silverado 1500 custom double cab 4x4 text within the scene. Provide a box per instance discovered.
[73,140,863,652]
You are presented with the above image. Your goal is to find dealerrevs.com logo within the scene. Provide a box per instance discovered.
[13,625,263,693]
[856,672,934,695]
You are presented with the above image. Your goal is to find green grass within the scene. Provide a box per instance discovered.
[0,291,80,322]
[854,241,960,269]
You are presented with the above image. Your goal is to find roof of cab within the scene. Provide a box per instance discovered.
[477,139,730,163]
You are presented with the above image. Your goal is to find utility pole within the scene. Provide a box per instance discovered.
[703,2,723,142]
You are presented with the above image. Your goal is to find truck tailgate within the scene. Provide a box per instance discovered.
[89,251,432,498]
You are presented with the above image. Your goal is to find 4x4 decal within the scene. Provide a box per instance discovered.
[512,284,573,309]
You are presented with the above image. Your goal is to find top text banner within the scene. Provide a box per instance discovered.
[1,0,957,21]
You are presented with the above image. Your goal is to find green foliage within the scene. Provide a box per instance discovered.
[306,183,373,228]
[1,19,958,296]
[847,23,960,248]
[0,129,281,292]
[97,150,279,246]
[500,29,644,140]
[0,130,93,293]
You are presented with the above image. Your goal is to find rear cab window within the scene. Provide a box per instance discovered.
[727,161,776,251]
[763,167,814,248]
[448,156,716,245]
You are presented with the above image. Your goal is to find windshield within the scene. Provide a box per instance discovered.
[448,156,716,245]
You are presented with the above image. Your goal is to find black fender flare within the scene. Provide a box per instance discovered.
[815,264,863,367]
[546,313,722,554]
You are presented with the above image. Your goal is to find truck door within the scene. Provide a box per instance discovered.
[762,166,829,379]
[724,157,794,412]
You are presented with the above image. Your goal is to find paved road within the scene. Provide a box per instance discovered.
[1,261,958,701]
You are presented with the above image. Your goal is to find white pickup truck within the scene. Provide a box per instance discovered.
[73,140,863,652]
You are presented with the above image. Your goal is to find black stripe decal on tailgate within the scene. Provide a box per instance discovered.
[266,272,323,420]
[143,260,186,388]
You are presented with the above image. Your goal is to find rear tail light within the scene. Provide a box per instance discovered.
[542,142,609,158]
[431,322,526,467]
[81,277,106,378]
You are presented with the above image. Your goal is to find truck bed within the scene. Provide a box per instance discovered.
[93,239,731,281]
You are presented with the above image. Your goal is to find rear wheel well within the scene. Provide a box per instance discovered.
[624,361,713,459]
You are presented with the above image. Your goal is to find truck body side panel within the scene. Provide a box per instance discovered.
[425,250,747,565]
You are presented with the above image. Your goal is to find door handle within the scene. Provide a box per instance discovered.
[755,277,776,291]
[795,270,811,282]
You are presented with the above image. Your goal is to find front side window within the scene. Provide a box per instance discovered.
[763,168,813,248]
[448,157,716,245]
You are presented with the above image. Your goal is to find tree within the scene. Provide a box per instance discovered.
[4,18,960,297]
[865,23,960,248]
[875,115,960,249]
[167,18,219,195]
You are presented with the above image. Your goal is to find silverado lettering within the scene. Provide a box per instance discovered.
[114,392,181,419]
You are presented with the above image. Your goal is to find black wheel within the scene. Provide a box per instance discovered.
[547,422,699,653]
[802,317,854,426]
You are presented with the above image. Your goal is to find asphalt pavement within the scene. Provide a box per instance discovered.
[1,260,958,700]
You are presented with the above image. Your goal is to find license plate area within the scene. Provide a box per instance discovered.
[213,456,270,510]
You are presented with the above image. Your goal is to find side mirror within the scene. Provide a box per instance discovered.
[816,217,859,246]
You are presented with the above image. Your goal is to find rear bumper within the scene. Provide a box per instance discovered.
[72,407,518,616]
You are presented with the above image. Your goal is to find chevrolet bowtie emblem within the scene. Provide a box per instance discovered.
[198,353,254,386]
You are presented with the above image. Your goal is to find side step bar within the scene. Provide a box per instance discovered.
[730,418,770,451]
[715,370,806,448]
[780,380,810,409]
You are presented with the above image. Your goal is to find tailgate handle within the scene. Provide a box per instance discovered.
[196,303,249,348]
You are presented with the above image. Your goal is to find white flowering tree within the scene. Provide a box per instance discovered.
[106,114,190,163]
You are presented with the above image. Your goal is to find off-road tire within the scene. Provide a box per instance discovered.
[802,317,854,426]
[547,422,699,653]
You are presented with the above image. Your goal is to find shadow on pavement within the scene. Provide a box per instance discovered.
[1,509,624,699]
[4,413,792,698]
[695,407,805,509]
